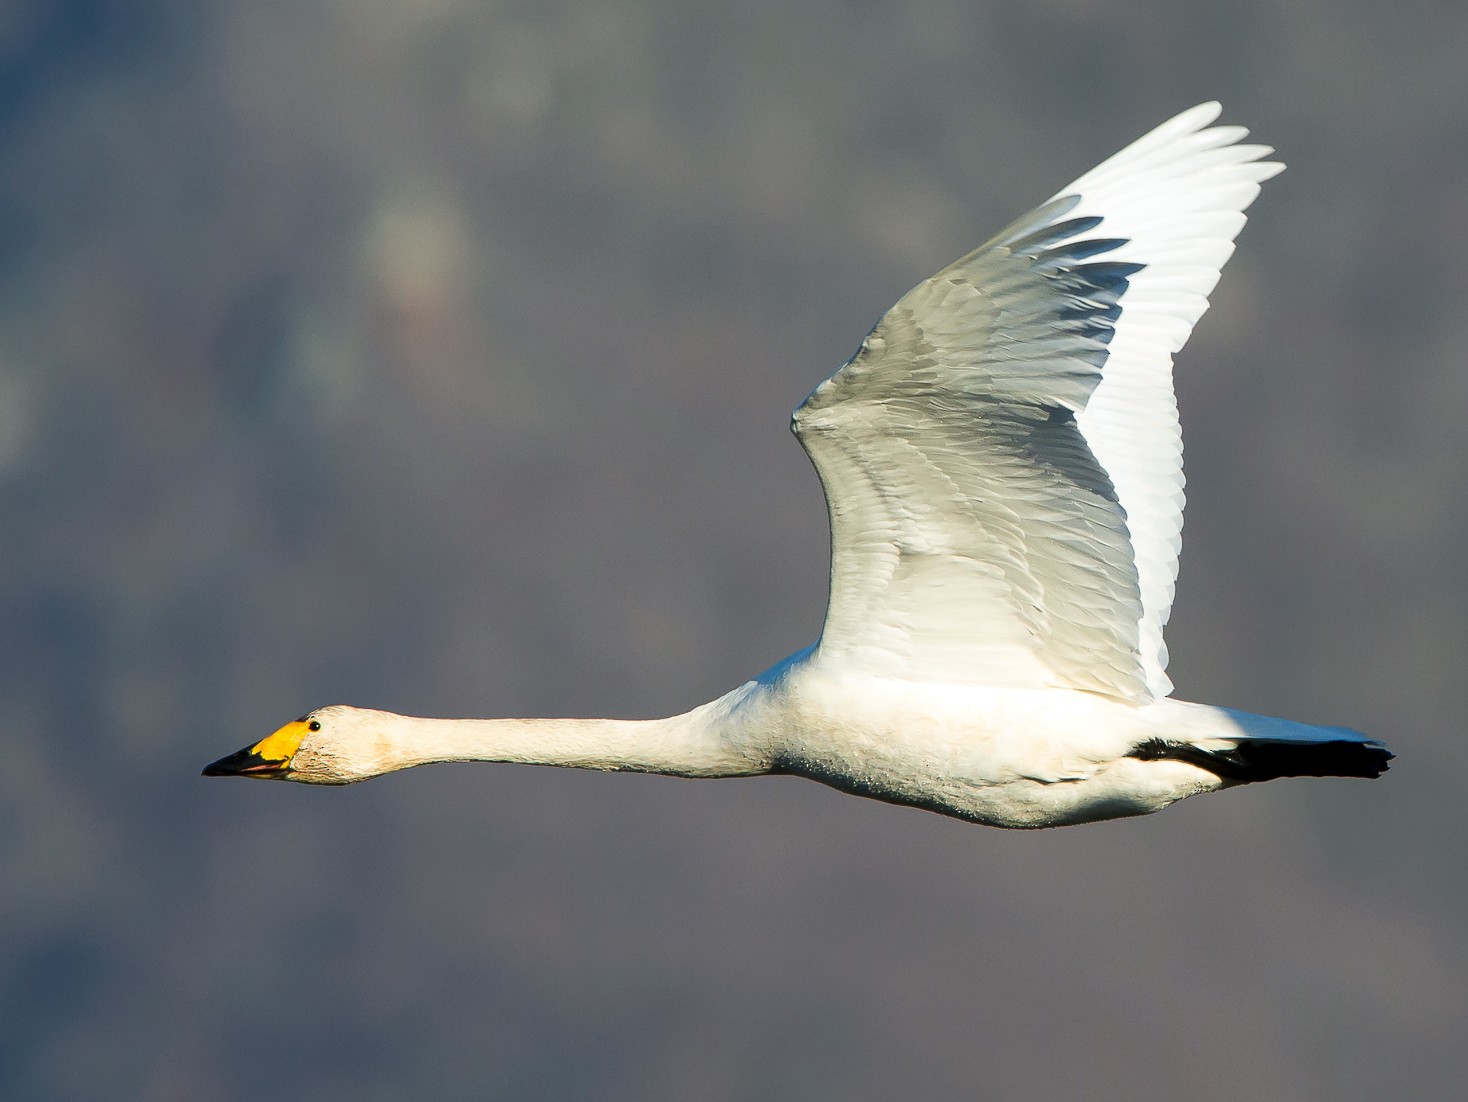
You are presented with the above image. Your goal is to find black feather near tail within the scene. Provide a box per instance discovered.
[1128,738,1392,782]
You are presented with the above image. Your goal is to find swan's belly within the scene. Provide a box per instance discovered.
[774,747,1221,828]
[765,676,1225,828]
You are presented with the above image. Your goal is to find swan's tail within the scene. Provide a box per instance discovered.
[1129,708,1392,782]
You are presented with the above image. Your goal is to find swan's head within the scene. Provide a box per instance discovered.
[201,705,396,785]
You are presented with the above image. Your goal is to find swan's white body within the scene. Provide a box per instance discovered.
[205,104,1390,828]
[290,681,1368,829]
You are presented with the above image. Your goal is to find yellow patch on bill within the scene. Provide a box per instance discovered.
[252,720,308,763]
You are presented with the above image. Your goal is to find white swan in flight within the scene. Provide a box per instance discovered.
[204,103,1391,828]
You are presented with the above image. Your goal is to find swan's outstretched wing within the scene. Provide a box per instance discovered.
[793,103,1281,702]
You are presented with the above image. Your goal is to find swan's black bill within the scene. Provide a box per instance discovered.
[201,746,288,778]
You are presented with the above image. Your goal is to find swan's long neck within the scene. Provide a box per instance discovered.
[359,691,769,780]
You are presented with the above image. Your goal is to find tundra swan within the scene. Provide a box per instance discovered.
[204,104,1390,828]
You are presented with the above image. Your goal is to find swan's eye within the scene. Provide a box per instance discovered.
[307,720,321,732]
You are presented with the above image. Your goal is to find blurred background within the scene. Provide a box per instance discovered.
[3,1,1466,1099]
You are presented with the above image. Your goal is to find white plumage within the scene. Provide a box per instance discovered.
[204,104,1390,828]
[797,103,1276,703]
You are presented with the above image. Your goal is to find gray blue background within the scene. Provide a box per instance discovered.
[3,2,1464,1099]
